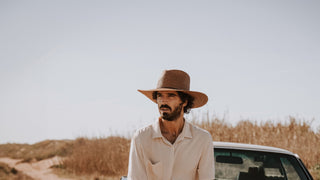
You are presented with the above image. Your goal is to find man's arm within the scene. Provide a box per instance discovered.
[127,134,148,180]
[197,133,215,180]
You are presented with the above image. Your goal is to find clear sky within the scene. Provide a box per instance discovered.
[1,0,319,144]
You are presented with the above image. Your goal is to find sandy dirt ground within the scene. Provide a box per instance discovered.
[0,156,73,180]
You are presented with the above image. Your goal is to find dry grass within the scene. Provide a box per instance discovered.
[52,167,121,180]
[62,136,130,178]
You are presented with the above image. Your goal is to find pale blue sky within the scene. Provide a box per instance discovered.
[1,0,319,144]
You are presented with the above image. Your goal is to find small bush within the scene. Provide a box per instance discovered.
[0,162,33,180]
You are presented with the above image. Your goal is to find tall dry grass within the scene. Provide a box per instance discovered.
[62,136,130,177]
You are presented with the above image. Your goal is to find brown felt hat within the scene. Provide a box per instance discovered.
[138,69,208,108]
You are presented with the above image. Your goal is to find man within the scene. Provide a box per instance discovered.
[128,69,214,180]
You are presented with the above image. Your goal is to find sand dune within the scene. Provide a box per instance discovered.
[0,156,73,180]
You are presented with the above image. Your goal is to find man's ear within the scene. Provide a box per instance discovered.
[182,100,188,108]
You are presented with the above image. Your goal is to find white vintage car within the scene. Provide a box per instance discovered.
[213,142,313,180]
[122,142,313,180]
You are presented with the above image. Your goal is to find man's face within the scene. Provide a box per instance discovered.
[156,91,186,121]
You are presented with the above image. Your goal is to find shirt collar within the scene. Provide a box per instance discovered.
[152,118,193,139]
[152,119,163,139]
[183,121,193,139]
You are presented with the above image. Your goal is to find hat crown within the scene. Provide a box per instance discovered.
[156,70,190,90]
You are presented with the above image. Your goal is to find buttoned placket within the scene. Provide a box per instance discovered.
[160,136,174,180]
[160,131,186,180]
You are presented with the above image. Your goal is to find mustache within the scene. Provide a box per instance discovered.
[160,104,171,110]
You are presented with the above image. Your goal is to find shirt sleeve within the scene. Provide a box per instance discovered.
[127,133,148,180]
[198,133,215,180]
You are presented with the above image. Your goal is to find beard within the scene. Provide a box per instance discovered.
[160,103,183,121]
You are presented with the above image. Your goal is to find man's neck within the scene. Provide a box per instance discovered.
[160,116,185,139]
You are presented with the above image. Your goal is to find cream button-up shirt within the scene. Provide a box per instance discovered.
[127,119,215,180]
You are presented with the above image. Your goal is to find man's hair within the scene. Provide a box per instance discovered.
[152,91,194,114]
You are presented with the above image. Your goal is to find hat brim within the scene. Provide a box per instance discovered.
[138,88,208,108]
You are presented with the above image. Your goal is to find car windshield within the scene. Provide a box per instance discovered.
[214,148,310,180]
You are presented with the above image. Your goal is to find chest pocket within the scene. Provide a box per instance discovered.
[146,160,163,180]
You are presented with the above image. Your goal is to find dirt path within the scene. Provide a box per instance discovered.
[0,156,73,180]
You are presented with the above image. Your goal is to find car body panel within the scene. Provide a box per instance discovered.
[213,141,298,157]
